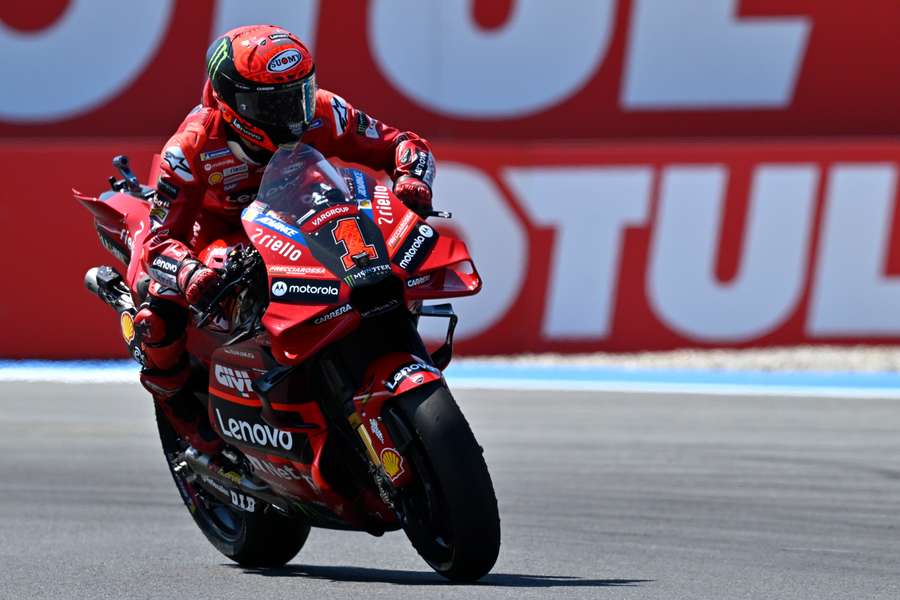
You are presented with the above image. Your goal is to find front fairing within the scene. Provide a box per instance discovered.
[242,144,481,364]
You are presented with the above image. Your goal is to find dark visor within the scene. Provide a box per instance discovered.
[234,72,317,128]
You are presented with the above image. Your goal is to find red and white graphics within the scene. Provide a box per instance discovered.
[1,1,897,138]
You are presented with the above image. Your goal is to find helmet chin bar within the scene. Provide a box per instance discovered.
[218,101,278,153]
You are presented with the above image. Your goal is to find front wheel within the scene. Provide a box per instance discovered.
[156,406,311,567]
[387,384,501,582]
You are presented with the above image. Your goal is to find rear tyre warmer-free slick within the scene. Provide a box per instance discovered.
[156,406,311,567]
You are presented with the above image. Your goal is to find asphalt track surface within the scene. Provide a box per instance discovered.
[2,382,899,600]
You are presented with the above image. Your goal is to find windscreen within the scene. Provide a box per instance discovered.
[255,143,352,227]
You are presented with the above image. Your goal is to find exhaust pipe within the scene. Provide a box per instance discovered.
[84,267,101,296]
[83,265,133,311]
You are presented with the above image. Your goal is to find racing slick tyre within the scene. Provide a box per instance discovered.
[156,406,310,567]
[387,383,501,582]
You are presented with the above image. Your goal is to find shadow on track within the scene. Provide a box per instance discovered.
[228,564,650,587]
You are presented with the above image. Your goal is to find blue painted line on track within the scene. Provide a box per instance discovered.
[443,362,900,391]
[3,359,900,394]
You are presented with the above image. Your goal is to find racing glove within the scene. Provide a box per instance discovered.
[176,260,221,308]
[393,175,433,217]
[393,139,435,217]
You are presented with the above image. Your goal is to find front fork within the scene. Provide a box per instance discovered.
[348,303,458,489]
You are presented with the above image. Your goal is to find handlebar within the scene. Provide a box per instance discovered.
[193,246,262,329]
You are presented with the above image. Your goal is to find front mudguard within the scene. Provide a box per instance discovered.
[349,352,443,488]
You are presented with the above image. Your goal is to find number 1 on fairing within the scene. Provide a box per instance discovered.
[332,218,378,270]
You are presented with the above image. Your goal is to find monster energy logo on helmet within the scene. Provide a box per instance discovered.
[207,37,230,79]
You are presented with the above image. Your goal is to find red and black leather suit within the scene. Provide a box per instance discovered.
[134,80,435,424]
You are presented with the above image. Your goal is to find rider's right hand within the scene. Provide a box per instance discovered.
[177,260,222,309]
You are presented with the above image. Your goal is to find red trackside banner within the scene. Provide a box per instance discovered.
[1,139,899,358]
[0,1,898,139]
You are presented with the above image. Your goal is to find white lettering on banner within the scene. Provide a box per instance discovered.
[369,0,615,117]
[211,0,320,50]
[647,165,818,342]
[505,167,652,339]
[808,165,900,336]
[622,0,811,109]
[417,164,527,342]
[0,0,175,122]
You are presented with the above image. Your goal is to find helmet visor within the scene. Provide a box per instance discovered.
[234,72,317,131]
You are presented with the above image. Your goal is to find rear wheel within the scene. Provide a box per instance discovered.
[387,384,501,582]
[155,406,310,567]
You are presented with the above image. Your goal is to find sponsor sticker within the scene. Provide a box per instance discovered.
[225,192,257,206]
[245,455,311,483]
[302,204,355,231]
[384,361,441,392]
[342,263,391,288]
[200,147,231,161]
[162,145,194,182]
[380,448,405,481]
[204,158,233,172]
[350,169,369,200]
[392,223,438,272]
[270,277,341,304]
[149,205,168,224]
[223,172,249,186]
[406,273,432,288]
[249,227,304,261]
[214,364,254,397]
[208,172,223,185]
[231,117,265,143]
[267,48,302,73]
[223,164,248,177]
[313,303,353,325]
[214,406,295,451]
[387,211,417,250]
[268,264,327,276]
[150,255,179,287]
[256,216,300,238]
[331,95,349,136]
[369,418,385,444]
[373,185,393,225]
[120,312,135,343]
[359,298,401,318]
[356,112,380,139]
[229,491,257,513]
[223,347,256,360]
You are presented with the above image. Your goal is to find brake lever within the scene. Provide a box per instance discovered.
[193,250,262,328]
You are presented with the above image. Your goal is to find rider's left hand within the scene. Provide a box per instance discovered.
[394,175,433,217]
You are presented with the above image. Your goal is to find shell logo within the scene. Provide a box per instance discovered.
[208,172,223,185]
[120,312,135,343]
[380,448,405,481]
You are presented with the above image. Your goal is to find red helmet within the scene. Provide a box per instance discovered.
[206,25,317,152]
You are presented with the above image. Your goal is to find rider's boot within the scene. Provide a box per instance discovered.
[135,305,223,455]
[141,364,223,455]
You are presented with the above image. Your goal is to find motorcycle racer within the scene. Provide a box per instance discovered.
[134,25,436,453]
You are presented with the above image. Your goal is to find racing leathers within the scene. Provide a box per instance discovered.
[134,81,436,452]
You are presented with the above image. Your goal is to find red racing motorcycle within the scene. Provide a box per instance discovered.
[75,144,500,582]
